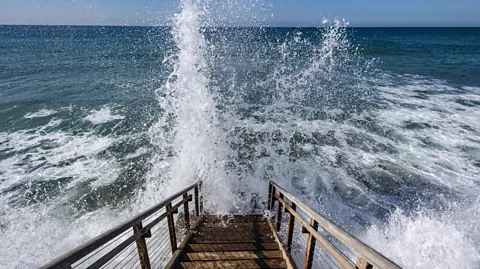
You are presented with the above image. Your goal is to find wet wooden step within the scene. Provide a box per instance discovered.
[193,231,274,238]
[199,222,270,228]
[197,227,273,233]
[181,250,284,261]
[185,243,281,252]
[175,259,287,269]
[190,237,276,244]
[173,215,287,269]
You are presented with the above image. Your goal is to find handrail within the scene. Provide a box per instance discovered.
[39,181,203,269]
[269,181,402,269]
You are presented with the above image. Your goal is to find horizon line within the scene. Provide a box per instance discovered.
[1,23,480,28]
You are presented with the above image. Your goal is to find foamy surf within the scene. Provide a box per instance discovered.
[0,2,479,269]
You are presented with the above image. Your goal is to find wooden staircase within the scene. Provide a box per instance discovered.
[175,215,288,269]
[39,181,402,269]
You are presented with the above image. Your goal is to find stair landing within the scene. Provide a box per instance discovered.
[175,215,287,269]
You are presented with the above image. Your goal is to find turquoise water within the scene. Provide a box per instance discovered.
[0,24,479,268]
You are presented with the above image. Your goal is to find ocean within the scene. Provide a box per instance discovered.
[1,5,480,269]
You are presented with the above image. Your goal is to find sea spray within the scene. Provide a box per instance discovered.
[363,207,480,268]
[1,3,479,269]
[145,0,237,213]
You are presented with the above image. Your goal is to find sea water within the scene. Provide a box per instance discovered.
[0,1,479,268]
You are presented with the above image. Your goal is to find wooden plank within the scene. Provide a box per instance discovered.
[181,251,283,261]
[165,219,202,269]
[194,231,273,237]
[202,215,267,223]
[195,229,272,234]
[176,259,287,269]
[190,238,276,244]
[200,223,269,228]
[186,243,280,252]
[197,227,273,233]
[267,219,298,269]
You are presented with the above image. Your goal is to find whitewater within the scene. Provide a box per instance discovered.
[0,1,479,268]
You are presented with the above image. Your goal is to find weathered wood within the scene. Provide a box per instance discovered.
[202,214,267,223]
[166,203,177,254]
[176,259,287,269]
[164,218,202,269]
[275,193,355,269]
[270,181,402,269]
[267,219,299,269]
[197,227,272,233]
[181,250,283,261]
[276,193,284,231]
[285,201,296,253]
[133,222,151,269]
[39,182,201,269]
[194,186,200,217]
[356,256,374,269]
[172,215,290,269]
[191,237,276,244]
[269,185,276,210]
[186,243,280,252]
[182,193,190,230]
[268,182,273,210]
[197,230,273,238]
[303,218,318,269]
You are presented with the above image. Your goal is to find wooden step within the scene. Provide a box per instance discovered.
[172,215,287,269]
[175,259,287,269]
[199,223,270,228]
[186,243,280,252]
[190,237,276,244]
[181,250,283,261]
[197,227,273,233]
[195,230,273,237]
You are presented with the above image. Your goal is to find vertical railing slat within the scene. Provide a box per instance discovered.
[285,201,296,253]
[276,193,284,231]
[133,222,151,269]
[303,218,319,269]
[267,182,273,210]
[194,185,200,217]
[183,193,190,230]
[166,203,177,254]
[199,182,204,213]
[269,185,276,211]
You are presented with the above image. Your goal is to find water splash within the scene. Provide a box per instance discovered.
[364,207,480,268]
[145,0,237,213]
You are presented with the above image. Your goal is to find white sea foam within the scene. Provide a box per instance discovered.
[0,119,126,267]
[144,0,236,213]
[0,130,121,192]
[1,3,479,269]
[24,108,57,118]
[364,207,480,268]
[85,106,125,124]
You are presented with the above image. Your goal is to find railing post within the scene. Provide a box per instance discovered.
[199,181,204,213]
[166,203,177,253]
[194,185,200,217]
[276,193,284,231]
[183,193,190,230]
[133,222,151,269]
[269,185,276,211]
[285,201,296,253]
[356,257,373,269]
[303,218,319,269]
[267,182,272,210]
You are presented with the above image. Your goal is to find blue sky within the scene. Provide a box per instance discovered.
[1,0,479,26]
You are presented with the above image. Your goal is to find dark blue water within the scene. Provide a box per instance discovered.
[0,25,479,268]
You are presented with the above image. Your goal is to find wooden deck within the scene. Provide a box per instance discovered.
[175,215,288,269]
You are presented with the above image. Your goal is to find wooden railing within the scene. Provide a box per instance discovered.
[39,181,203,269]
[268,181,402,269]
